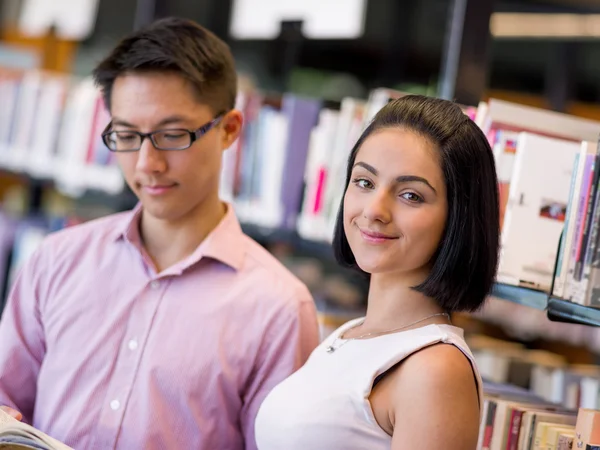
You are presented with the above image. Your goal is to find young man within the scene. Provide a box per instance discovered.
[0,17,320,450]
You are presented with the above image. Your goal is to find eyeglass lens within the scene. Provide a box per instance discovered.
[106,130,192,151]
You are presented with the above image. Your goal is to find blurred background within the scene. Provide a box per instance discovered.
[4,0,600,414]
[6,0,600,112]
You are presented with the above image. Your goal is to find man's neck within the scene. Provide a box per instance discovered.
[139,199,226,273]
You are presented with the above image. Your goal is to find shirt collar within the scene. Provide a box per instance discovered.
[112,202,142,243]
[113,202,246,272]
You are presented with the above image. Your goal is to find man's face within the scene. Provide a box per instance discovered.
[109,71,241,224]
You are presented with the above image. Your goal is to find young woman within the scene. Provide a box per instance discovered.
[254,95,500,450]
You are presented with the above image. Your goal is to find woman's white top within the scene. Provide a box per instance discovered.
[254,318,483,450]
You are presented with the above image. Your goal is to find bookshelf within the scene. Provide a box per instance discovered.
[490,283,547,311]
[491,283,600,327]
[547,297,600,327]
[1,62,600,347]
[242,221,600,328]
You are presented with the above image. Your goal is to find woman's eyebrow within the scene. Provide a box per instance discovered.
[353,161,436,193]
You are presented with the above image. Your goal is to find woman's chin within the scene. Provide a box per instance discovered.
[354,258,389,275]
[354,258,429,283]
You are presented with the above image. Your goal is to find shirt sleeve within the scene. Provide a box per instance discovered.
[0,246,47,423]
[240,290,320,450]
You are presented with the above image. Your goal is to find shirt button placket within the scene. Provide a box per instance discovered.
[93,278,165,449]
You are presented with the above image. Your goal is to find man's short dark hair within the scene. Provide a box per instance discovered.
[92,17,237,114]
[332,95,500,313]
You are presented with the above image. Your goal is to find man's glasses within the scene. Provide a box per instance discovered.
[101,115,224,152]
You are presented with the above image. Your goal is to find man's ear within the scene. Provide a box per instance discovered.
[220,110,243,150]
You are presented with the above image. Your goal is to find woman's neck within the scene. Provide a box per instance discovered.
[360,272,447,333]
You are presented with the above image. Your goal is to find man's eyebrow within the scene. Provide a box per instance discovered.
[111,115,189,129]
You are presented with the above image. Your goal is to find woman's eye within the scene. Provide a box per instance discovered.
[401,192,422,203]
[352,178,373,189]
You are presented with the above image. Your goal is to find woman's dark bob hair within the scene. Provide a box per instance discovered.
[332,94,500,313]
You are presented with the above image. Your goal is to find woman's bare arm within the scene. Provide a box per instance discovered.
[390,344,480,450]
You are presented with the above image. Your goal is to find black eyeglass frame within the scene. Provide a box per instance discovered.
[101,114,225,152]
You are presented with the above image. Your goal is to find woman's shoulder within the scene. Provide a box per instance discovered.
[398,341,476,386]
[383,342,481,448]
[390,325,480,401]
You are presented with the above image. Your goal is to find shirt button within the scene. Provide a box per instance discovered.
[150,280,160,290]
[128,340,138,351]
[110,400,120,411]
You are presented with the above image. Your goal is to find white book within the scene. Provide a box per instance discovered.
[492,130,520,184]
[0,408,72,449]
[9,70,43,171]
[27,73,68,178]
[482,98,600,143]
[0,76,21,166]
[251,107,288,228]
[498,132,580,291]
[297,108,339,241]
[53,77,99,197]
[323,97,365,240]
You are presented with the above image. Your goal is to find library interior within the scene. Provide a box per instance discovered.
[5,0,600,449]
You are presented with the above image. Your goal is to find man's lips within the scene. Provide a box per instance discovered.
[140,183,177,195]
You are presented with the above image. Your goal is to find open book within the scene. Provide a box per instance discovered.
[0,409,72,449]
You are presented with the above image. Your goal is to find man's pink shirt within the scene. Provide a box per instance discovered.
[0,204,320,449]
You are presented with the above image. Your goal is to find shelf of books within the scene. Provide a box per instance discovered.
[471,332,600,449]
[0,67,125,198]
[3,67,600,450]
[3,64,600,334]
[221,85,600,334]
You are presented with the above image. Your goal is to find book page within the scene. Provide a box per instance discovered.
[0,408,17,425]
[0,409,73,450]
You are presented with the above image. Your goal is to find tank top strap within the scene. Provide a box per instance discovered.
[320,317,364,348]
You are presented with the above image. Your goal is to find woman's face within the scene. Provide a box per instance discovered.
[343,127,448,282]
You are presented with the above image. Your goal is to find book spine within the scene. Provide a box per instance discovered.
[574,147,600,303]
[579,172,600,305]
[554,152,581,298]
[506,409,523,450]
[482,401,497,450]
[566,154,595,299]
[576,148,600,282]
